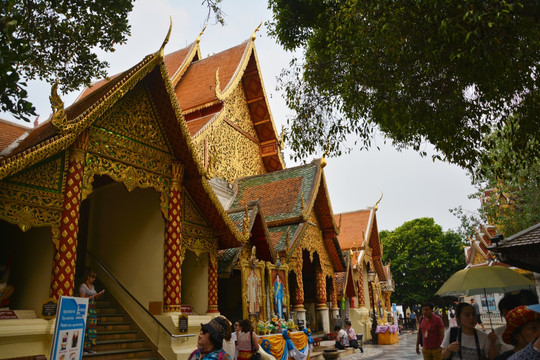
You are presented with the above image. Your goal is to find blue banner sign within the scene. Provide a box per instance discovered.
[50,296,89,360]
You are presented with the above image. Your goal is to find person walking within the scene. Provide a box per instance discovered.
[471,298,486,331]
[411,311,417,331]
[416,302,445,360]
[236,319,259,360]
[441,302,499,360]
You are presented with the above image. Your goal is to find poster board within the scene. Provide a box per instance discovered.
[266,262,289,319]
[241,259,266,320]
[50,296,89,360]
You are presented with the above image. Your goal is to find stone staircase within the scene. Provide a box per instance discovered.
[82,294,159,360]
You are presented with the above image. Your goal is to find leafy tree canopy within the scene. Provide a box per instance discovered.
[451,117,540,238]
[267,0,540,173]
[0,0,134,121]
[380,218,464,305]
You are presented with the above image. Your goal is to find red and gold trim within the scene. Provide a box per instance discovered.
[50,135,88,299]
[315,267,327,309]
[207,251,219,313]
[163,162,184,313]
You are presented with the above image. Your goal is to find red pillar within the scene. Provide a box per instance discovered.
[50,135,87,299]
[163,162,184,313]
[207,252,219,313]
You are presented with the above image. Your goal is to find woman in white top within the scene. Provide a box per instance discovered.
[236,319,259,360]
[79,269,104,353]
[441,302,500,360]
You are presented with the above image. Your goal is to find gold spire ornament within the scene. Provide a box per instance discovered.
[156,17,173,61]
[374,192,384,211]
[251,19,263,41]
[196,22,208,44]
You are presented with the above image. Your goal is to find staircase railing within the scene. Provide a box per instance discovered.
[86,251,194,339]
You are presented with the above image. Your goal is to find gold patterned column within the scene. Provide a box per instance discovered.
[50,134,88,299]
[207,251,219,313]
[331,277,338,310]
[358,272,366,307]
[315,266,327,310]
[163,162,184,313]
[292,268,305,311]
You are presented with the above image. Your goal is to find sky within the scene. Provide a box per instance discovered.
[1,0,480,233]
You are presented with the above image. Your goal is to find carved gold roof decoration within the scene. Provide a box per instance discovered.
[0,25,250,249]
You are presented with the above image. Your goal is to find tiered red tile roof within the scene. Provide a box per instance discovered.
[334,210,371,250]
[0,119,31,153]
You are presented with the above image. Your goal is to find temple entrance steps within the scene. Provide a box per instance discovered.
[82,294,159,360]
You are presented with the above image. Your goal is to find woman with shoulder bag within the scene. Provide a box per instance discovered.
[236,319,260,360]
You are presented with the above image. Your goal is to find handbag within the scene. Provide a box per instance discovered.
[249,331,261,360]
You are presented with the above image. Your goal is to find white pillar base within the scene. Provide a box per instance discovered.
[317,308,330,334]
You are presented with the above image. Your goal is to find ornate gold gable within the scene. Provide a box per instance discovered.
[193,85,264,182]
[181,191,217,257]
[0,152,68,232]
[289,212,334,277]
[81,82,174,215]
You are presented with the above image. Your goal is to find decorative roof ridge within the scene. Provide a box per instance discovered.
[248,45,285,169]
[214,39,253,101]
[335,209,371,216]
[0,52,159,181]
[233,158,318,184]
[183,99,221,115]
[157,53,250,247]
[317,169,339,234]
[285,221,308,256]
[214,21,261,102]
[363,207,376,244]
[169,25,205,87]
[301,158,323,219]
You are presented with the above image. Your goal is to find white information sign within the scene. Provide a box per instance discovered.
[50,296,89,360]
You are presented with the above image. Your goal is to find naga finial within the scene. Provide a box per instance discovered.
[374,192,384,211]
[214,68,224,99]
[50,80,68,133]
[157,17,173,60]
[251,19,263,41]
[196,23,208,44]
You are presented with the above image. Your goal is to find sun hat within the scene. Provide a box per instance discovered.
[502,305,540,344]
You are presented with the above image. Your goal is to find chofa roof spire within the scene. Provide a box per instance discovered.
[156,17,173,61]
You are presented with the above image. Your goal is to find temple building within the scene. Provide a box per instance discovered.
[0,25,391,360]
[334,207,394,341]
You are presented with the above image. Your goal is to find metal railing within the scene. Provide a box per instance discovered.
[87,251,194,339]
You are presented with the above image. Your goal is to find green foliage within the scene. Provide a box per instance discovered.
[452,117,540,238]
[0,0,134,121]
[380,218,464,305]
[268,0,540,173]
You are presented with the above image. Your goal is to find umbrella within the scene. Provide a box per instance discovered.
[436,266,535,328]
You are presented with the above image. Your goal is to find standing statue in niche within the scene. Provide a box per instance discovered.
[273,273,284,319]
[247,268,261,314]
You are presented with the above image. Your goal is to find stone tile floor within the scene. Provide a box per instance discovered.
[318,331,422,360]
